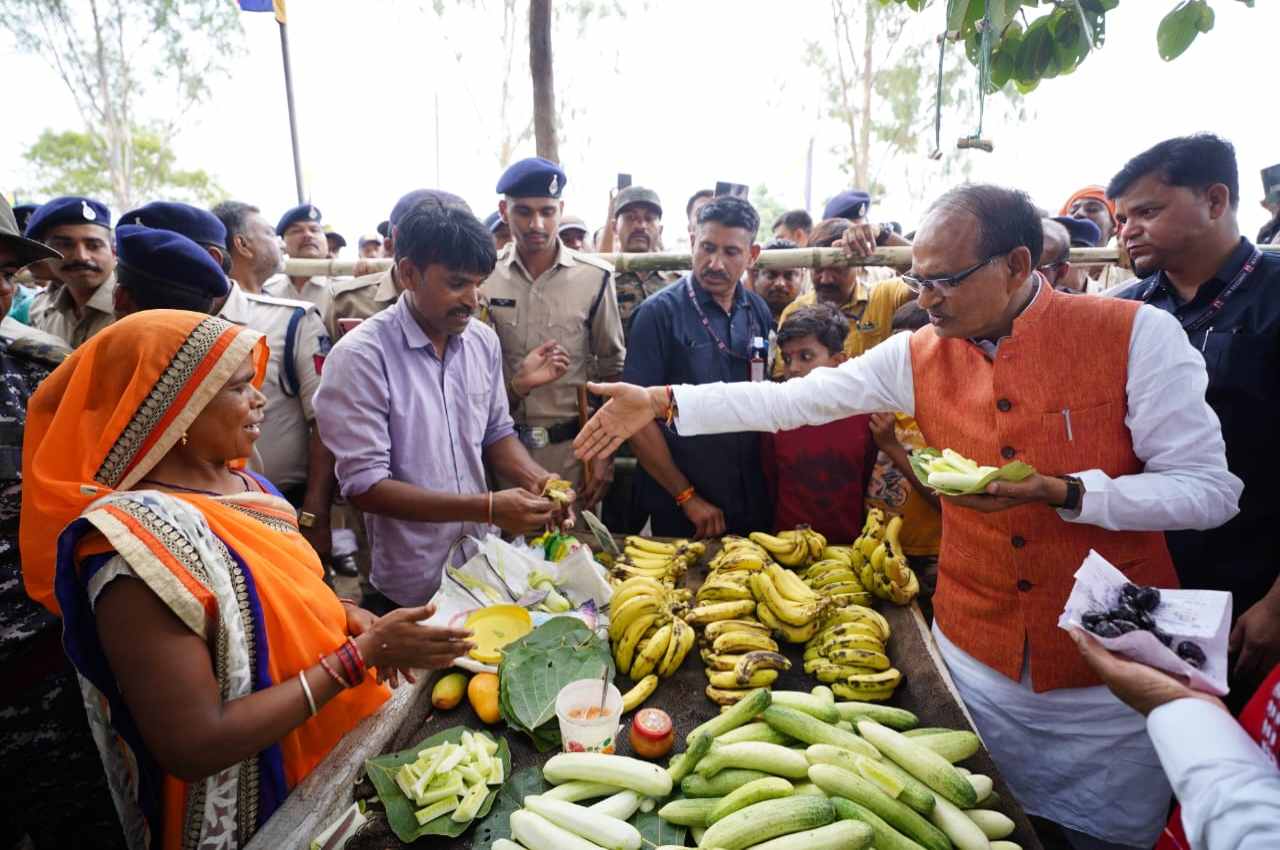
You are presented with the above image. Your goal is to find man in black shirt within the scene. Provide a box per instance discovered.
[1111,134,1280,693]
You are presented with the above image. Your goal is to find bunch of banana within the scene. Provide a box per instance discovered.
[705,536,770,573]
[859,516,920,606]
[749,526,827,568]
[750,563,826,643]
[803,604,902,702]
[609,535,706,585]
[803,558,875,608]
[608,576,695,680]
[696,619,790,705]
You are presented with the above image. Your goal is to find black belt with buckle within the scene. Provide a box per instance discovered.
[515,420,580,450]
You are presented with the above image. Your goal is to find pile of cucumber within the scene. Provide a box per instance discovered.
[496,686,1020,850]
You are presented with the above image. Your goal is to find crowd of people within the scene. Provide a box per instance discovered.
[1,131,1278,850]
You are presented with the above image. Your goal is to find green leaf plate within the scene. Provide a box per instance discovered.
[908,447,1036,496]
[364,725,511,844]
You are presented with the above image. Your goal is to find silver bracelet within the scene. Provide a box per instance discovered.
[298,670,318,717]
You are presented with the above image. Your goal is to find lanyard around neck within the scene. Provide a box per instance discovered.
[685,278,758,360]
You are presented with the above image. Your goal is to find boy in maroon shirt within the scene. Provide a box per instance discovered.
[760,304,877,542]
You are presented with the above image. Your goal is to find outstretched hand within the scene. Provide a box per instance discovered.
[573,382,664,461]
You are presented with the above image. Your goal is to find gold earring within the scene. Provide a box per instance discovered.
[181,433,189,447]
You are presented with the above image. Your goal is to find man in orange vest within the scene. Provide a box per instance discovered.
[575,184,1243,849]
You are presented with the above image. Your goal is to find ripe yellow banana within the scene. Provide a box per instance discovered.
[815,663,878,683]
[701,649,748,670]
[767,563,819,605]
[831,682,896,702]
[757,602,821,643]
[660,618,695,677]
[751,572,820,627]
[621,673,659,712]
[827,646,892,670]
[610,577,667,611]
[705,684,753,705]
[732,650,791,685]
[705,619,771,641]
[697,581,755,603]
[820,546,854,566]
[615,612,662,673]
[818,581,865,597]
[685,599,757,626]
[608,594,661,641]
[625,535,684,555]
[819,633,885,656]
[712,630,779,654]
[843,668,903,693]
[816,620,885,644]
[630,622,673,679]
[707,667,777,689]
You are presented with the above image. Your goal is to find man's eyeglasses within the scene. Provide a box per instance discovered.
[902,251,1008,295]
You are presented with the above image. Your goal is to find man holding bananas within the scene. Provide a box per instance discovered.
[576,184,1243,850]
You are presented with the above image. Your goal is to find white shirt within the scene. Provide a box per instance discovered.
[673,301,1242,532]
[264,273,334,317]
[1148,697,1280,850]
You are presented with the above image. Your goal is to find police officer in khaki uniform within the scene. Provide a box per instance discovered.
[484,158,626,505]
[609,186,679,343]
[264,203,335,315]
[25,196,117,347]
[327,189,471,339]
[211,200,349,576]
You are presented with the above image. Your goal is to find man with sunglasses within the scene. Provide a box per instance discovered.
[576,183,1242,850]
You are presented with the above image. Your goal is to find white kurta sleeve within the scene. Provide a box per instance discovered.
[1067,305,1242,531]
[672,329,916,436]
[1147,697,1280,850]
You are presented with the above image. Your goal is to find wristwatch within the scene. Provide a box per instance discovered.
[1056,476,1084,512]
[874,222,894,246]
[298,511,317,528]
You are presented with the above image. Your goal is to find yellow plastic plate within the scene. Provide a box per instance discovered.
[464,604,533,664]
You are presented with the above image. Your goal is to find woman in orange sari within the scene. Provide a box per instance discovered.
[20,310,474,849]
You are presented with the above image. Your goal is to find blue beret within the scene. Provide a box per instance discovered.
[276,203,322,236]
[120,201,227,248]
[24,196,111,240]
[390,189,471,227]
[12,204,38,234]
[496,157,565,199]
[115,224,230,300]
[483,211,504,233]
[1052,215,1102,248]
[823,190,872,222]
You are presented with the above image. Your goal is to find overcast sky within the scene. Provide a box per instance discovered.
[3,0,1277,250]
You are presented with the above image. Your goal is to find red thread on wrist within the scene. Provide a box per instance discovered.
[675,486,696,506]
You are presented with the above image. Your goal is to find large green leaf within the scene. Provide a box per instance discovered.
[364,725,512,844]
[1157,0,1214,61]
[469,767,688,850]
[908,447,1037,496]
[498,617,614,749]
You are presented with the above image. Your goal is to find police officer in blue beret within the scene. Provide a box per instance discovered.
[25,195,118,348]
[120,201,231,273]
[265,203,334,314]
[112,224,230,318]
[823,189,872,222]
[484,157,625,508]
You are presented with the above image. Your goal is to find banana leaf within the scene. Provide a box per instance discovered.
[470,766,687,849]
[908,447,1036,496]
[498,617,614,750]
[364,725,511,843]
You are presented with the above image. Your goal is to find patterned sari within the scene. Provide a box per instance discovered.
[19,311,389,850]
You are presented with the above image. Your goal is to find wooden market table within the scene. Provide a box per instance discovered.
[246,542,1045,850]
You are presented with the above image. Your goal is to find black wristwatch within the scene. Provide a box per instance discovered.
[1056,476,1084,512]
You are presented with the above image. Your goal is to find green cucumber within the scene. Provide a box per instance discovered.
[856,721,976,808]
[864,758,936,815]
[716,721,793,746]
[833,702,918,730]
[450,782,490,822]
[902,727,954,737]
[968,774,994,803]
[763,705,878,754]
[927,795,990,850]
[768,691,841,723]
[668,732,714,783]
[682,769,769,798]
[804,741,881,771]
[830,797,928,850]
[792,781,827,797]
[810,685,836,705]
[912,731,981,763]
[543,780,629,802]
[966,809,1015,839]
[524,795,643,850]
[990,842,1022,850]
[696,741,810,779]
[807,764,949,850]
[698,796,835,850]
[544,752,674,798]
[689,687,771,742]
[657,796,720,827]
[707,777,794,825]
[747,818,872,850]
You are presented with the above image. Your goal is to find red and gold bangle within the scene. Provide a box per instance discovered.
[335,642,361,687]
[344,637,368,674]
[318,653,350,689]
[675,486,696,506]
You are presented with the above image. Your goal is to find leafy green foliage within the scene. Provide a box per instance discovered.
[889,1,1256,91]
[23,127,224,206]
[751,184,791,244]
[364,726,511,843]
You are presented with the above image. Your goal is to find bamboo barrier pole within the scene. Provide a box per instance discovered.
[282,244,1280,278]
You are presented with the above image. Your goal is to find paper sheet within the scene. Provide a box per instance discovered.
[1057,550,1232,695]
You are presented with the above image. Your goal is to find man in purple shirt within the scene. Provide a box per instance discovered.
[316,204,573,609]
